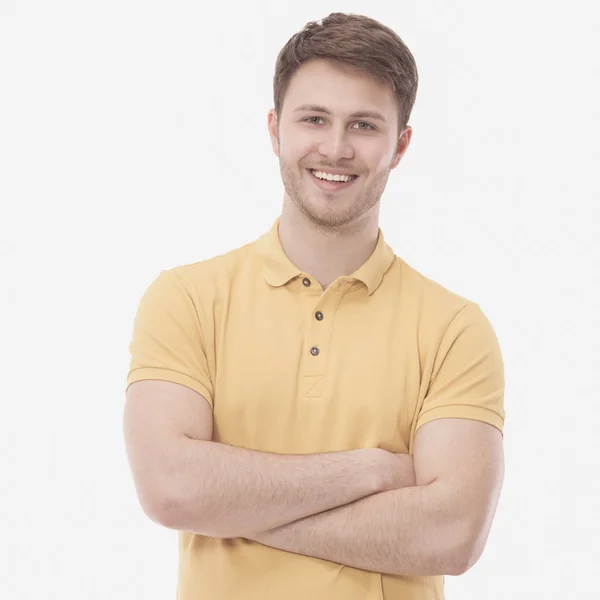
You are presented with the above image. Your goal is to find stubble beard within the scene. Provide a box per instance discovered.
[280,159,391,229]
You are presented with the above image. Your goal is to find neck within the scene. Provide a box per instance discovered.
[277,199,380,290]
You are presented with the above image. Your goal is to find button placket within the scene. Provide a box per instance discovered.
[310,309,322,356]
[299,278,348,399]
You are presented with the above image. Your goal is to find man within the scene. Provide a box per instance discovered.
[124,12,505,600]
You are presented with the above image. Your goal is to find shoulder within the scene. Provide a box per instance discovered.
[397,257,477,330]
[168,238,257,300]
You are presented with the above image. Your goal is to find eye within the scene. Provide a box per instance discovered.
[303,117,375,131]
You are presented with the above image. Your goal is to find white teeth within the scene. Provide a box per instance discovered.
[311,170,356,183]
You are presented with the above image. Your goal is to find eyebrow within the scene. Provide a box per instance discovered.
[293,104,387,124]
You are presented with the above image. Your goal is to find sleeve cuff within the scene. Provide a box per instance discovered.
[415,404,504,437]
[126,367,214,411]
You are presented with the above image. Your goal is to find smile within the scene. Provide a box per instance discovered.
[307,169,360,191]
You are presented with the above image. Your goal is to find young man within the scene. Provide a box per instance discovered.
[124,12,505,600]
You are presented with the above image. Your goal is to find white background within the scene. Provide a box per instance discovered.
[1,1,599,598]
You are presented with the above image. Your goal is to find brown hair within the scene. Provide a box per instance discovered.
[273,12,419,137]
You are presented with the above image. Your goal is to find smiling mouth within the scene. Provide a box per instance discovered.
[306,168,360,190]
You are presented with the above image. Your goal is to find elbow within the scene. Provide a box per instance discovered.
[149,489,234,539]
[150,492,185,529]
[447,547,481,576]
[446,551,476,577]
[136,475,190,530]
[446,525,487,576]
[136,486,182,529]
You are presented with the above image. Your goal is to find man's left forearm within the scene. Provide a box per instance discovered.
[246,482,471,577]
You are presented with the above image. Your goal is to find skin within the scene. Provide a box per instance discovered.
[267,58,413,290]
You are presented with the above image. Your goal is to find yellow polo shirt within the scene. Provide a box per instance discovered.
[126,216,505,600]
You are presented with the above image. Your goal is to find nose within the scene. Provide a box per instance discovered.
[317,124,355,162]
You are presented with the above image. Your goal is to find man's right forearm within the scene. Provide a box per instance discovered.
[162,439,381,539]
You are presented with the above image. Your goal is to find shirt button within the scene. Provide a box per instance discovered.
[315,311,323,321]
[302,278,311,287]
[310,347,320,356]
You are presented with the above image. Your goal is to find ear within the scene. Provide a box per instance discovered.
[390,126,413,170]
[267,109,280,158]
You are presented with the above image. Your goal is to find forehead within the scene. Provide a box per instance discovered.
[283,59,395,118]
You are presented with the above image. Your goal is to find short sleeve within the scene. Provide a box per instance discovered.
[416,302,505,436]
[126,268,214,409]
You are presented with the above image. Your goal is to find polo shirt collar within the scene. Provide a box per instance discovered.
[254,216,396,296]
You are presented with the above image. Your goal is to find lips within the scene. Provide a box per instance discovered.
[308,168,359,181]
[306,168,360,191]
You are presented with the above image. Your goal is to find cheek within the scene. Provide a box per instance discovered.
[367,158,390,176]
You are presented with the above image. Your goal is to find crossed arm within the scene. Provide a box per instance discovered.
[241,418,504,577]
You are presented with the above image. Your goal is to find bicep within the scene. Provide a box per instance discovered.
[413,418,504,551]
[413,417,504,487]
[123,379,213,518]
